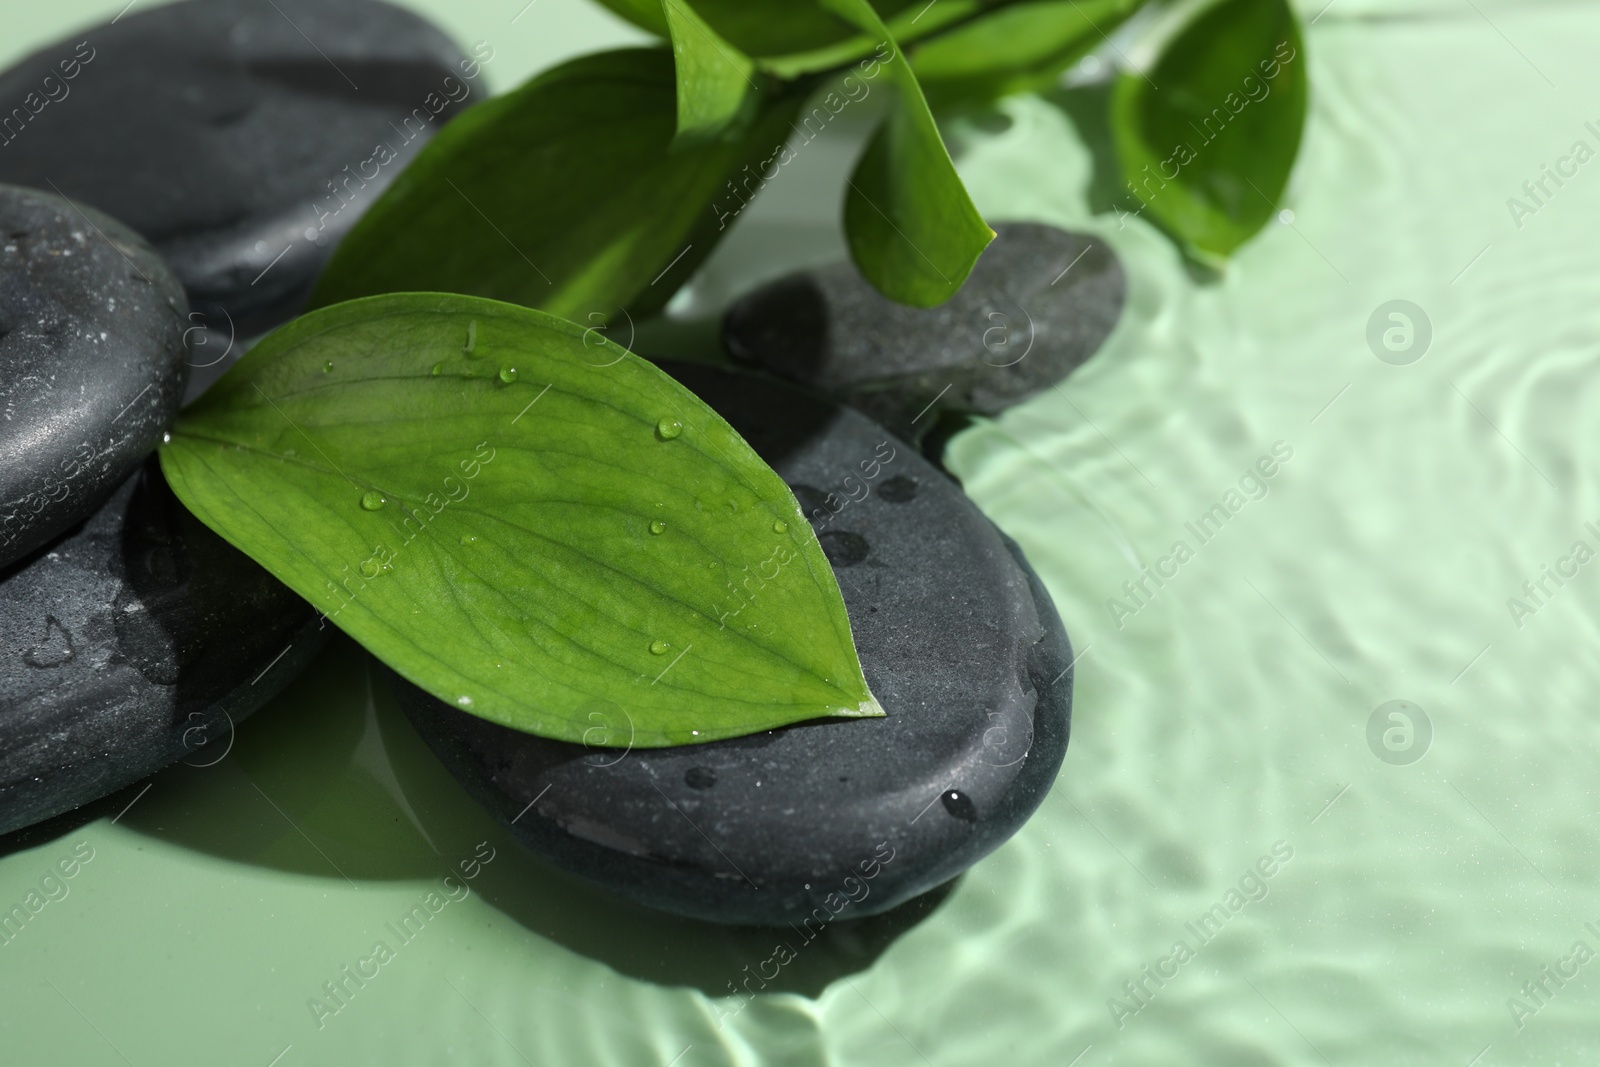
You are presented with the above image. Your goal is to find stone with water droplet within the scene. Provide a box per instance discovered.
[360,490,386,511]
[499,365,518,384]
[648,520,666,535]
[0,459,324,836]
[387,363,1073,926]
[649,640,670,655]
[0,185,188,570]
[723,222,1126,444]
[656,417,683,440]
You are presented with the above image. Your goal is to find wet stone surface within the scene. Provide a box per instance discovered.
[0,183,188,569]
[723,222,1126,440]
[0,0,475,346]
[395,364,1073,926]
[0,459,326,836]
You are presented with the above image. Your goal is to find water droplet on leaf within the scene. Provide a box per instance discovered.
[457,695,473,707]
[322,360,333,373]
[649,640,670,655]
[772,520,788,533]
[656,417,682,440]
[358,559,380,578]
[460,533,478,547]
[649,520,666,535]
[360,491,386,511]
[499,365,518,384]
[464,320,477,354]
[431,361,444,376]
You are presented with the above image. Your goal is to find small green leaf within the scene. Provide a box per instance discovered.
[822,0,994,307]
[661,0,757,144]
[310,49,799,321]
[594,0,919,57]
[160,293,883,747]
[1110,0,1306,261]
[911,0,1143,108]
[758,1,984,81]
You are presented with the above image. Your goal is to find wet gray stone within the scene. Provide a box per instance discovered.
[0,458,326,836]
[723,222,1126,440]
[0,0,474,343]
[394,364,1072,926]
[0,184,187,569]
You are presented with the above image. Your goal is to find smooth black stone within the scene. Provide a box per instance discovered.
[0,184,188,569]
[0,0,473,340]
[393,364,1072,926]
[0,458,326,836]
[723,222,1126,439]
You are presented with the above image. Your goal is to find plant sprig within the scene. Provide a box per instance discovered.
[316,0,1310,320]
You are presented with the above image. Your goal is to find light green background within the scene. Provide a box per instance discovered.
[4,2,1599,1065]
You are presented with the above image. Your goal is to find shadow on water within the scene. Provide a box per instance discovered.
[119,634,957,998]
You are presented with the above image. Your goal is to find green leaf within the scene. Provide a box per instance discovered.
[593,0,919,57]
[160,293,883,747]
[822,0,994,307]
[309,49,800,322]
[591,0,671,36]
[661,0,757,144]
[758,1,984,81]
[911,0,1143,108]
[1110,0,1306,261]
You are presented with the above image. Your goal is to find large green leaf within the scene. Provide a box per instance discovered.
[1110,0,1306,261]
[309,49,798,322]
[911,0,1143,108]
[160,293,883,747]
[823,0,994,307]
[661,0,757,143]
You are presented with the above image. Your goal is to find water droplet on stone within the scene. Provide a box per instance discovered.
[819,530,870,567]
[772,519,788,533]
[22,615,74,668]
[649,640,670,655]
[941,789,978,822]
[360,490,386,511]
[499,365,518,384]
[878,475,918,504]
[431,361,444,376]
[649,519,666,535]
[656,417,682,440]
[685,767,717,789]
[322,360,333,374]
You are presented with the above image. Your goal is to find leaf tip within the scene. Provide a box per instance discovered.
[838,692,887,720]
